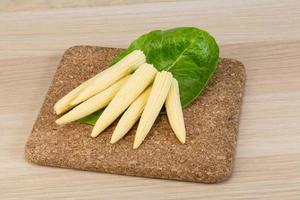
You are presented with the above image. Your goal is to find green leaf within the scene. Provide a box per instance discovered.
[79,27,219,125]
[111,27,219,107]
[77,110,102,125]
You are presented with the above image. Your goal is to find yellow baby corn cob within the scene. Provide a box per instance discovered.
[71,50,146,106]
[165,78,186,144]
[133,71,173,149]
[54,73,99,115]
[91,63,157,137]
[110,86,152,144]
[55,75,130,125]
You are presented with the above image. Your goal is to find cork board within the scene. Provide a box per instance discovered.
[25,46,246,183]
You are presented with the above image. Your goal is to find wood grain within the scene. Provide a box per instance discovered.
[0,0,180,12]
[0,0,300,199]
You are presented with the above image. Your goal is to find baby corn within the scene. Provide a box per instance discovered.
[54,74,97,115]
[55,75,130,125]
[91,63,157,137]
[71,50,146,106]
[133,71,173,149]
[110,86,152,144]
[165,78,186,143]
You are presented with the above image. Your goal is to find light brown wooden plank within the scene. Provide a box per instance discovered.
[1,0,300,59]
[1,0,300,199]
[0,0,180,12]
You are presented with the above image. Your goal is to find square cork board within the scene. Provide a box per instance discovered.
[25,46,246,183]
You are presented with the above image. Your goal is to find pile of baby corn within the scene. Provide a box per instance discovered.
[54,50,186,148]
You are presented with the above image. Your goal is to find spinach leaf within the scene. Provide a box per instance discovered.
[77,110,102,125]
[111,27,219,107]
[79,27,219,125]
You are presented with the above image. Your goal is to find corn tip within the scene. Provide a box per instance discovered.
[90,133,98,138]
[179,136,186,144]
[54,104,59,112]
[55,118,64,125]
[54,103,64,115]
[133,139,139,149]
[110,140,115,144]
[54,109,61,115]
[91,128,100,137]
[110,135,118,144]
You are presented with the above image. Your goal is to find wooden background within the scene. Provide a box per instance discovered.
[1,0,299,199]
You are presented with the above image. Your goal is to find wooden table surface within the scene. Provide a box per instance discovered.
[1,0,300,199]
